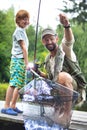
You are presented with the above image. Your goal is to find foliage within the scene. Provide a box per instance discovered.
[0,83,8,100]
[27,25,36,60]
[61,0,87,30]
[0,48,10,82]
[0,7,15,82]
[72,23,87,80]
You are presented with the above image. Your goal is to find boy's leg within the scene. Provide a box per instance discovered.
[10,88,19,108]
[1,86,18,115]
[4,86,14,108]
[10,88,23,113]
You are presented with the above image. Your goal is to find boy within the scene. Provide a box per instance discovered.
[1,10,30,115]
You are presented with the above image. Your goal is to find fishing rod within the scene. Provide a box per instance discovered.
[34,0,42,62]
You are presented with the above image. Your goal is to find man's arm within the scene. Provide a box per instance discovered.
[59,14,76,61]
[59,13,74,45]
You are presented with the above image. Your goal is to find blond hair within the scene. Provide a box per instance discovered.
[16,10,30,24]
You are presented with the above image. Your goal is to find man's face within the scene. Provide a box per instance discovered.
[42,34,58,51]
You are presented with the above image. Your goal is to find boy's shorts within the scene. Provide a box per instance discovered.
[9,58,26,89]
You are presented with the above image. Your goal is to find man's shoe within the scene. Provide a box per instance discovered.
[1,108,18,116]
[13,107,23,113]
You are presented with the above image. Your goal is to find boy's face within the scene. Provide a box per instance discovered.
[18,17,30,28]
[42,34,58,51]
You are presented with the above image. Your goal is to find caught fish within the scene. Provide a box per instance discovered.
[19,77,79,106]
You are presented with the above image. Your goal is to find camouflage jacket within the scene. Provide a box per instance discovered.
[45,46,87,89]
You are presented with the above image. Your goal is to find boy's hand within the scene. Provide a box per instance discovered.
[26,63,30,70]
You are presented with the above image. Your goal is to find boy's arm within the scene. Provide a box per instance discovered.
[19,40,29,69]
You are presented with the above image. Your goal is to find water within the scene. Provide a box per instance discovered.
[24,119,68,130]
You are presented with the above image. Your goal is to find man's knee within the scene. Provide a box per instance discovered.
[57,72,73,90]
[58,72,72,84]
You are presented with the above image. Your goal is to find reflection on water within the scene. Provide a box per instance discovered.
[24,119,68,130]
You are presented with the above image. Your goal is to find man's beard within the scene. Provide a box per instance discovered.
[45,43,56,51]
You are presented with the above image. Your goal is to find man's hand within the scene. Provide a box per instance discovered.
[59,13,70,27]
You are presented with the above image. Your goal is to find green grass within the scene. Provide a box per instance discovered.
[0,83,8,100]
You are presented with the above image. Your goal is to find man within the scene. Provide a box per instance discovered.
[39,13,86,104]
[37,13,86,126]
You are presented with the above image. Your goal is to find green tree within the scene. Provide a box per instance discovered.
[26,25,36,61]
[61,0,87,30]
[73,24,87,80]
[0,7,15,82]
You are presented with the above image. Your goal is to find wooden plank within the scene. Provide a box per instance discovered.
[71,110,87,122]
[0,101,87,130]
[0,112,23,124]
[69,110,87,130]
[0,101,24,124]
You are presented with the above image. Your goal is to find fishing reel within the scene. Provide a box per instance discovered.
[28,61,44,71]
[34,61,45,74]
[26,61,45,83]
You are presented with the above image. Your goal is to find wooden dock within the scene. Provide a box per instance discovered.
[0,101,87,130]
